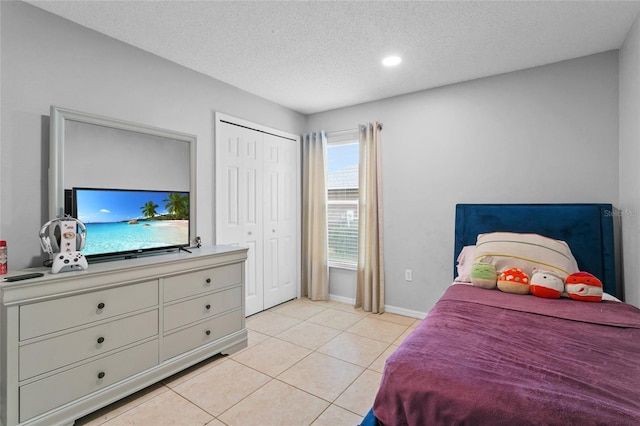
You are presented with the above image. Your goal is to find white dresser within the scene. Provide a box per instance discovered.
[0,246,248,426]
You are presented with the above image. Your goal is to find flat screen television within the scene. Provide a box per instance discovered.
[69,187,190,261]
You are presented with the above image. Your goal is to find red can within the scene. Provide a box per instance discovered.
[0,240,7,274]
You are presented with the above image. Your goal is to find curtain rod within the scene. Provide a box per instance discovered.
[326,128,358,136]
[326,122,383,137]
[359,122,383,130]
[327,122,383,136]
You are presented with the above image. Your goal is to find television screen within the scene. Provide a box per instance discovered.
[72,187,190,260]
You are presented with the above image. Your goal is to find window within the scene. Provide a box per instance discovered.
[327,134,359,269]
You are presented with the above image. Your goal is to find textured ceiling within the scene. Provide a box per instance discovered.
[27,1,640,114]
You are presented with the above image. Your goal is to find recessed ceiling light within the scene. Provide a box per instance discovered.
[382,56,402,67]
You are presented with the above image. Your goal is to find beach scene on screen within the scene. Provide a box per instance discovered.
[75,189,189,256]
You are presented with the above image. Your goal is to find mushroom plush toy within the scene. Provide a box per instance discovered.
[565,272,603,302]
[497,267,530,295]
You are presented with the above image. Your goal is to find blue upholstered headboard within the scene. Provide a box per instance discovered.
[454,204,621,299]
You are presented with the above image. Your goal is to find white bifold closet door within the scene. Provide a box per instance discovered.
[215,114,300,317]
[262,133,297,310]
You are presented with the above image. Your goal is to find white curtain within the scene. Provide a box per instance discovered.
[356,122,385,313]
[301,131,329,300]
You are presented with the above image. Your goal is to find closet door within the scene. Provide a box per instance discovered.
[216,123,264,316]
[216,113,300,317]
[263,133,297,309]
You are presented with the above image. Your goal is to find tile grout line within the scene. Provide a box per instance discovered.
[79,299,412,426]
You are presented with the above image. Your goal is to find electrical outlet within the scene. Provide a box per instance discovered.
[405,269,413,281]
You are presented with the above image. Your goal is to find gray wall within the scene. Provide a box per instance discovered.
[308,52,620,315]
[0,1,305,269]
[619,13,640,309]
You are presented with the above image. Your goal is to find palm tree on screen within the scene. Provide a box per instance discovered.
[163,193,189,220]
[141,201,159,219]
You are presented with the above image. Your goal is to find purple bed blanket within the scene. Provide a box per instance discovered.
[373,284,640,426]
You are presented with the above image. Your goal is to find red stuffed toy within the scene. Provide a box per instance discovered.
[530,270,564,299]
[497,267,530,295]
[565,272,603,302]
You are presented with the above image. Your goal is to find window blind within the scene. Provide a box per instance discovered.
[326,133,359,269]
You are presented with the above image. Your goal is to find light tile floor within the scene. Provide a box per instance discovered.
[76,298,419,426]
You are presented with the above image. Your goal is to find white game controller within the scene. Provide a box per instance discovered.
[51,251,88,274]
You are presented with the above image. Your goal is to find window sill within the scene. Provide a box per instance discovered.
[329,262,357,271]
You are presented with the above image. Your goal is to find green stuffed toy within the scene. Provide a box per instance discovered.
[471,263,497,289]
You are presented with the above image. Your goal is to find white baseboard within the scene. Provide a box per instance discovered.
[328,294,427,319]
[384,305,427,320]
[328,294,354,305]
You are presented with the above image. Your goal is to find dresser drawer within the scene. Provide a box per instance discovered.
[164,286,242,331]
[20,280,158,340]
[19,339,158,422]
[20,310,158,381]
[163,263,242,302]
[162,309,242,361]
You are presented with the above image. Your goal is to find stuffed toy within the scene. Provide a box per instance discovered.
[470,263,497,289]
[565,271,603,302]
[497,267,530,294]
[530,270,564,299]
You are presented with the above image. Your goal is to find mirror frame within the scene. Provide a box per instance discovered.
[49,106,197,246]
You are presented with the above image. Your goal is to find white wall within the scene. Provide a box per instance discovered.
[0,1,305,269]
[619,13,640,308]
[308,52,620,315]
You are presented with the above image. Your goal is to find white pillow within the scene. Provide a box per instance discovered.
[474,232,579,279]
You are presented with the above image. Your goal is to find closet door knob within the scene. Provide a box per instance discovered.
[205,330,211,336]
[97,337,105,344]
[97,302,105,310]
[205,278,212,284]
[97,371,106,379]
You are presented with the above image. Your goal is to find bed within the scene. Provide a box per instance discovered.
[361,203,640,426]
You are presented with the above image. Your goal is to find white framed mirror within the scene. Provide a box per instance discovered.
[49,106,197,259]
